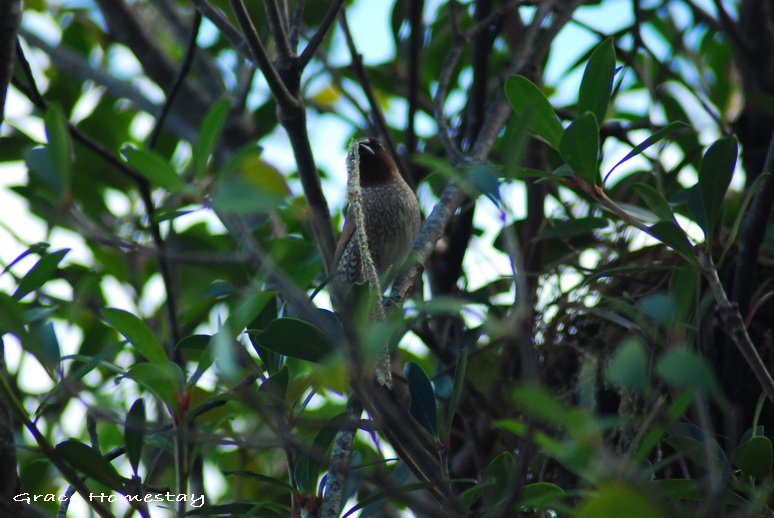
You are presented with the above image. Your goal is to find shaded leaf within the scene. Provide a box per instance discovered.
[295,413,347,494]
[734,436,773,479]
[633,183,676,222]
[55,440,126,491]
[405,362,437,437]
[605,338,648,393]
[536,217,608,241]
[656,348,722,401]
[698,136,738,237]
[14,249,69,300]
[252,318,333,363]
[124,399,146,475]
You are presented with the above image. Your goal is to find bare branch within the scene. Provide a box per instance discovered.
[700,251,774,404]
[0,0,21,125]
[339,12,413,188]
[191,0,251,59]
[298,0,345,68]
[228,0,298,108]
[264,0,293,63]
[289,0,305,50]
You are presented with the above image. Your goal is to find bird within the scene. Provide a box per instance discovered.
[333,137,421,292]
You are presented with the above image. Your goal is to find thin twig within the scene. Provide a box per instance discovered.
[699,251,774,404]
[732,133,774,315]
[264,0,293,63]
[190,0,251,59]
[298,0,345,68]
[320,399,363,518]
[228,0,298,107]
[148,12,202,148]
[0,0,21,125]
[289,0,305,51]
[339,12,413,188]
[405,0,424,156]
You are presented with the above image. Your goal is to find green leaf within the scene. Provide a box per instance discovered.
[404,362,437,437]
[128,363,183,409]
[656,348,722,401]
[121,146,185,192]
[124,399,146,475]
[0,293,30,336]
[483,451,516,507]
[510,384,570,428]
[259,365,288,401]
[194,98,230,178]
[607,121,691,177]
[579,38,616,124]
[734,436,773,479]
[605,338,648,393]
[445,347,468,440]
[13,249,69,300]
[44,104,72,200]
[698,136,738,237]
[579,483,664,518]
[504,75,564,150]
[646,221,696,264]
[28,320,62,371]
[519,482,566,512]
[560,112,600,184]
[55,440,126,491]
[210,291,275,379]
[633,183,676,222]
[295,413,347,493]
[103,308,168,365]
[251,318,333,363]
[223,470,293,491]
[536,217,608,241]
[213,147,289,213]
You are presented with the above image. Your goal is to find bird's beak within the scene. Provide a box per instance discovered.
[358,141,375,155]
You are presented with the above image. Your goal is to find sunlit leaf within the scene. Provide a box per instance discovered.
[194,97,230,178]
[560,112,600,184]
[579,38,616,124]
[505,75,564,150]
[103,308,167,366]
[121,146,185,192]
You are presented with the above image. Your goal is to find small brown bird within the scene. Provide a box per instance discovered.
[333,137,421,290]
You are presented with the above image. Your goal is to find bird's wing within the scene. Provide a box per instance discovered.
[333,204,357,268]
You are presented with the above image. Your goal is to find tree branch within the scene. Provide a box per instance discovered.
[0,0,21,126]
[339,12,413,188]
[228,0,298,108]
[700,251,774,404]
[264,0,293,63]
[732,133,774,316]
[298,0,345,68]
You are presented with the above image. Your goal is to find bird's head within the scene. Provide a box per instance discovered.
[353,137,400,187]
